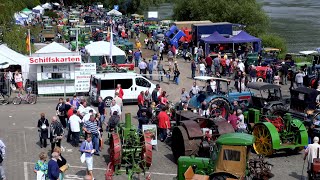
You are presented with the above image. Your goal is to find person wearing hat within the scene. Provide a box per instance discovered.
[304,136,320,177]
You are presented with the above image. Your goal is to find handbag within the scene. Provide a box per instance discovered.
[59,164,69,172]
[80,142,87,163]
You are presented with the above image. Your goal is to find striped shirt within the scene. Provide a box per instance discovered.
[84,120,98,134]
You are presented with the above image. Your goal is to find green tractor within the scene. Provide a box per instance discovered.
[245,108,308,156]
[177,133,273,180]
[105,113,153,180]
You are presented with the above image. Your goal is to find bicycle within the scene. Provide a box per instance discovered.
[0,88,9,105]
[12,87,37,105]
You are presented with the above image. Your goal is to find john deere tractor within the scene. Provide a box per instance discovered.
[177,133,273,180]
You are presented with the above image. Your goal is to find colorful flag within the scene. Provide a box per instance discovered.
[26,30,31,53]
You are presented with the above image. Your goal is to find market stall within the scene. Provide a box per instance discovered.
[32,5,45,15]
[85,41,126,65]
[30,42,82,95]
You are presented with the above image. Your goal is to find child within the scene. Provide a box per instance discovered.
[274,72,280,85]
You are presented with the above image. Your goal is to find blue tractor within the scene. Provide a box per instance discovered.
[188,76,252,119]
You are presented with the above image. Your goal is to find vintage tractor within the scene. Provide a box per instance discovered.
[245,108,308,156]
[106,113,153,180]
[177,133,274,180]
[188,76,252,119]
[171,110,235,161]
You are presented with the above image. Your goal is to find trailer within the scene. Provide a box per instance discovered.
[172,20,212,29]
[192,22,233,44]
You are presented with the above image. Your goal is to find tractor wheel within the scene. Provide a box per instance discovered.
[109,133,122,167]
[252,124,274,156]
[266,105,288,117]
[257,77,264,82]
[209,98,231,119]
[171,126,201,162]
[141,130,153,168]
[105,162,114,180]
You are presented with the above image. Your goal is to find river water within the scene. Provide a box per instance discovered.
[259,0,320,52]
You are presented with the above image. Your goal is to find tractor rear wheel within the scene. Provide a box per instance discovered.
[141,131,153,168]
[210,173,238,180]
[109,133,122,167]
[171,126,201,162]
[252,124,273,156]
[209,98,231,119]
[266,105,288,117]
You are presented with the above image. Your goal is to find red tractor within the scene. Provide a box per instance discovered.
[255,66,272,82]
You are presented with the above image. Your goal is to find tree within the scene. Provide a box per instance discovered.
[105,0,166,14]
[172,0,270,36]
[260,33,287,53]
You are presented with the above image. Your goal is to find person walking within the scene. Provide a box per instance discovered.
[158,107,171,142]
[80,134,95,180]
[14,70,23,93]
[48,152,60,180]
[56,98,67,129]
[133,49,142,67]
[34,152,48,180]
[53,147,68,180]
[49,116,64,153]
[197,46,204,59]
[98,97,106,126]
[274,72,280,85]
[157,61,164,82]
[148,59,153,80]
[199,62,206,76]
[83,115,100,156]
[138,59,147,77]
[106,111,120,132]
[0,140,5,180]
[205,55,213,74]
[69,110,82,147]
[249,66,257,82]
[37,113,49,148]
[173,68,180,85]
[110,99,122,117]
[191,59,197,79]
[295,70,305,87]
[304,136,320,179]
[280,62,289,85]
[115,84,124,99]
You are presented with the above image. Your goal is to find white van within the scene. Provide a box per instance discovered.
[89,73,156,106]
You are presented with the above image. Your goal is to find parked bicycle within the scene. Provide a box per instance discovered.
[12,87,37,105]
[0,88,9,105]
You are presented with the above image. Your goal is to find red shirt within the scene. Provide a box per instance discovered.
[137,94,144,105]
[220,58,226,67]
[205,56,213,66]
[158,111,170,129]
[228,114,239,130]
[67,107,74,119]
[115,88,124,99]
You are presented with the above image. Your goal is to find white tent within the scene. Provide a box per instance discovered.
[42,3,52,10]
[32,5,45,15]
[107,9,122,16]
[53,2,60,6]
[0,44,31,79]
[85,41,126,56]
[35,42,71,54]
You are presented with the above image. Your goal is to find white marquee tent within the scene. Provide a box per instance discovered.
[85,41,125,56]
[32,5,45,15]
[35,42,71,54]
[42,3,52,10]
[107,9,122,16]
[0,44,31,79]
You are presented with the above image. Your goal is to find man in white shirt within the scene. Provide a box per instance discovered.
[114,92,123,110]
[110,99,121,116]
[237,60,245,72]
[69,110,82,147]
[82,109,94,122]
[190,82,200,96]
[304,136,320,174]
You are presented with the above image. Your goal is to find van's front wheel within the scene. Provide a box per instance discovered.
[104,97,113,107]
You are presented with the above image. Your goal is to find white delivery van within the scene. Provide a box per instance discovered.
[89,73,156,106]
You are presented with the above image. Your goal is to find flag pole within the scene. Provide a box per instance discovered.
[28,29,31,56]
[109,21,113,63]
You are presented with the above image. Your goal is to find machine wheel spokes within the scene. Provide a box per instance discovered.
[141,131,153,168]
[106,162,114,180]
[109,133,122,166]
[252,124,273,156]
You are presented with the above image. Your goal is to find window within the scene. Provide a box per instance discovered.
[115,79,133,89]
[298,93,305,101]
[136,77,151,88]
[223,149,241,161]
[41,65,70,80]
[101,80,115,90]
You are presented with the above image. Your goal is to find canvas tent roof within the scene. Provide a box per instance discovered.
[231,31,261,43]
[35,42,71,54]
[33,5,44,10]
[21,8,32,14]
[107,9,122,16]
[42,3,52,9]
[85,41,126,56]
[0,44,29,78]
[200,31,232,44]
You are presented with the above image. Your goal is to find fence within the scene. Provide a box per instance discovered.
[0,71,178,99]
